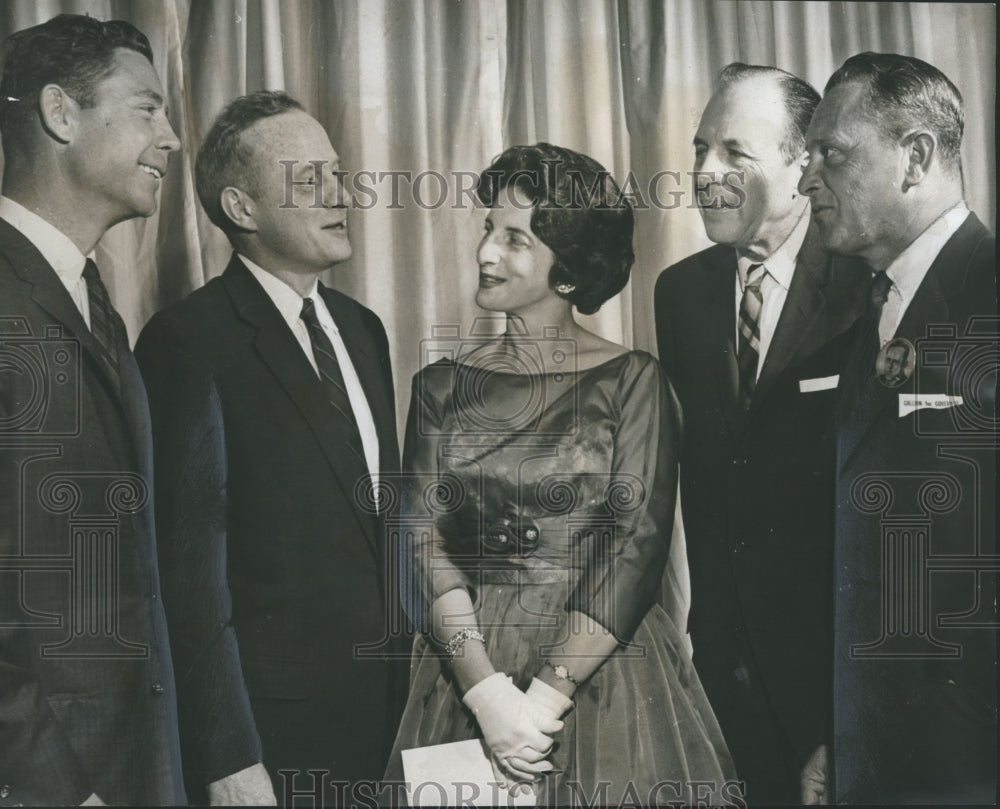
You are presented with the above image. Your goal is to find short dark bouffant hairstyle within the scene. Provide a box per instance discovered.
[0,14,153,147]
[195,90,304,237]
[717,63,820,163]
[825,52,964,170]
[476,143,634,315]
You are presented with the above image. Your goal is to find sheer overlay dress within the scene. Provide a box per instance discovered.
[386,350,736,806]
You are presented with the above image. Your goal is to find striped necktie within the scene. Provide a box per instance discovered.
[737,262,766,403]
[299,297,365,463]
[82,259,124,390]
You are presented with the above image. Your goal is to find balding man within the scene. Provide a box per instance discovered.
[655,63,868,804]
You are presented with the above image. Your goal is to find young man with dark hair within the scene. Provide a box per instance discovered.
[0,13,183,806]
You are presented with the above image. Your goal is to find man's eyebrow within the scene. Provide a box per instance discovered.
[721,138,751,152]
[133,88,165,106]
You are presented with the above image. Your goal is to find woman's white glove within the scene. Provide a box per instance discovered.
[462,673,563,780]
[525,677,574,719]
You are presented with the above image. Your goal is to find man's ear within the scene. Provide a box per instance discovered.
[792,150,809,197]
[38,84,77,143]
[902,131,936,190]
[220,187,258,232]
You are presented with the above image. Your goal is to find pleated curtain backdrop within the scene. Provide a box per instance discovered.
[0,0,994,430]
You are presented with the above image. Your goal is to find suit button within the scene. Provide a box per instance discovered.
[151,683,165,695]
[734,665,750,683]
[733,538,747,553]
[1,785,10,799]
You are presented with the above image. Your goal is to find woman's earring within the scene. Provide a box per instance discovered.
[555,283,575,295]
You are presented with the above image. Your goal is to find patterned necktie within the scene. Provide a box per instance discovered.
[737,262,767,403]
[82,259,125,390]
[300,297,365,462]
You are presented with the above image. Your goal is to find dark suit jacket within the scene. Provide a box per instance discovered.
[0,220,185,805]
[833,213,997,803]
[654,224,868,784]
[134,255,402,796]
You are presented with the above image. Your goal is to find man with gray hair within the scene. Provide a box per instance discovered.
[655,63,868,804]
[801,51,996,803]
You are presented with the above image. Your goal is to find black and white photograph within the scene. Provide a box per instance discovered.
[0,1,995,806]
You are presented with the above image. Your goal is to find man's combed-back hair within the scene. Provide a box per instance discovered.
[0,13,153,147]
[825,52,964,170]
[717,62,821,163]
[195,90,305,237]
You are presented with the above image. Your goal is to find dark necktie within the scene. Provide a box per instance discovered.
[854,272,893,387]
[841,271,893,419]
[299,297,365,462]
[82,259,125,390]
[737,262,766,404]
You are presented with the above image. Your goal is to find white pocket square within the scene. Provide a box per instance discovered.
[799,374,839,393]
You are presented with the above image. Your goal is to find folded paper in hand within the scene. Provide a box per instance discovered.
[401,739,536,807]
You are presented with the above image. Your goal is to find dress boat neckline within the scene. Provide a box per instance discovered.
[447,348,645,376]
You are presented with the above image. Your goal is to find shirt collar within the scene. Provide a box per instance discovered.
[239,253,320,327]
[884,203,969,300]
[736,205,809,291]
[0,195,88,281]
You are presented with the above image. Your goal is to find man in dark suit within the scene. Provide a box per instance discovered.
[654,63,868,804]
[0,14,184,806]
[135,91,401,806]
[800,52,996,803]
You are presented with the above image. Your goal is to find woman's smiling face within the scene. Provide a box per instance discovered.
[475,184,558,317]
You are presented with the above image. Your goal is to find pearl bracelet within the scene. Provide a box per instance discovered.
[444,627,486,662]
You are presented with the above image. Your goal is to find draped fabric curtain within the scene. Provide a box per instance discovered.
[0,0,992,649]
[0,0,994,424]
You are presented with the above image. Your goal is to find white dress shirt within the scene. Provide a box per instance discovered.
[0,195,91,328]
[879,203,969,345]
[241,256,381,485]
[734,207,810,380]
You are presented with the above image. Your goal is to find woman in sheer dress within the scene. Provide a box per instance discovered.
[385,144,736,806]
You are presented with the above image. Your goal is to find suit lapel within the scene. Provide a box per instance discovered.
[222,257,378,555]
[838,214,988,470]
[751,225,829,414]
[701,247,744,436]
[0,219,143,456]
[894,214,988,339]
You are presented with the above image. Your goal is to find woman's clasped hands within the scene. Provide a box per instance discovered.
[462,672,573,795]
